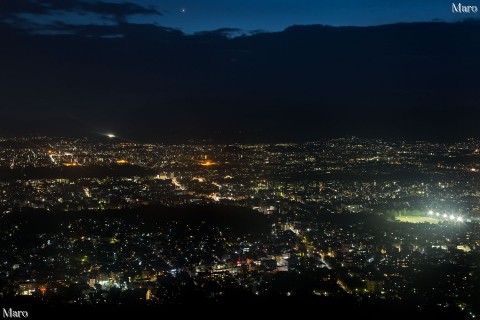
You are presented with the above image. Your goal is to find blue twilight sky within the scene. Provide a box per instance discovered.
[10,0,471,34]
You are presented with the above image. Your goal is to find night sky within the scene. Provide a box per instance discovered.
[1,0,479,141]
[0,0,465,33]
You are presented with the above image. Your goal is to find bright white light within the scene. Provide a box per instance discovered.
[428,210,433,215]
[443,214,448,218]
[436,212,440,217]
[450,215,455,220]
[457,216,463,222]
[106,133,116,138]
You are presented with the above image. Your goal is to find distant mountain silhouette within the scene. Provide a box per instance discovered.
[1,21,479,142]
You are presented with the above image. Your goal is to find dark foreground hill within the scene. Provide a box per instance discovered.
[0,204,270,237]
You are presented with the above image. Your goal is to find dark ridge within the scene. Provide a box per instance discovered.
[0,204,270,237]
[0,165,154,181]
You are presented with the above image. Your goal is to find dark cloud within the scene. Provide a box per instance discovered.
[0,0,161,25]
[35,21,182,37]
[0,1,48,16]
[194,28,245,39]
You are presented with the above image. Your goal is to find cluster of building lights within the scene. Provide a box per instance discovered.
[428,210,463,222]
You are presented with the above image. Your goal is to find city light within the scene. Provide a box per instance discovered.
[0,136,477,313]
[200,160,217,166]
[63,162,79,167]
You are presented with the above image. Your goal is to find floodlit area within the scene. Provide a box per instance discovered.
[395,210,464,224]
[395,216,441,224]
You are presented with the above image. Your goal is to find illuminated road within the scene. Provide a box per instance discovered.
[289,226,332,270]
